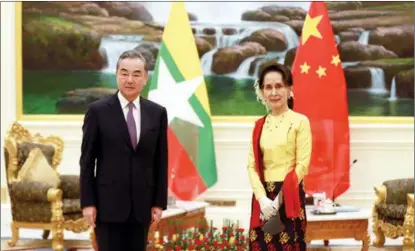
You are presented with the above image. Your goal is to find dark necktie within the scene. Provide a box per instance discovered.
[127,102,137,149]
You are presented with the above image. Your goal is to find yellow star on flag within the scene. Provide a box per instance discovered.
[301,14,323,45]
[300,62,310,74]
[316,66,326,78]
[331,55,341,67]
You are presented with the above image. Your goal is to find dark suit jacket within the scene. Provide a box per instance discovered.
[79,92,168,224]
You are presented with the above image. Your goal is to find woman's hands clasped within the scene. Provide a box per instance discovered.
[259,196,280,221]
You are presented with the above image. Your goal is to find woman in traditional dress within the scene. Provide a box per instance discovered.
[247,63,312,251]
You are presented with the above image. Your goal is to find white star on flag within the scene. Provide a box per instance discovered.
[148,58,204,128]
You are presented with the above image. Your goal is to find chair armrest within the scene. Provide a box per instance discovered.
[374,184,387,204]
[9,181,56,203]
[59,174,80,199]
[47,187,62,203]
[403,193,414,250]
[407,194,414,209]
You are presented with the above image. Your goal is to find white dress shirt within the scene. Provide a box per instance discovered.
[118,92,140,144]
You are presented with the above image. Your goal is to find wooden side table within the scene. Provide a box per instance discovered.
[305,207,371,251]
[149,201,209,244]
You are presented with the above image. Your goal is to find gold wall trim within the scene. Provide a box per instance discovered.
[14,2,414,125]
[15,1,23,123]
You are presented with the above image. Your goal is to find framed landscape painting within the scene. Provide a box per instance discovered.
[16,1,414,123]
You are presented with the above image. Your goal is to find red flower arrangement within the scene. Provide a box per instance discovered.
[152,220,249,251]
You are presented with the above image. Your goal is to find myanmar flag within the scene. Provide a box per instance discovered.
[147,2,218,201]
[292,2,350,200]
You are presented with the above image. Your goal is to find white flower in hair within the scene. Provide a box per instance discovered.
[254,78,269,111]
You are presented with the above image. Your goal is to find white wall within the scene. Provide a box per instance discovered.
[1,2,414,238]
[1,2,18,190]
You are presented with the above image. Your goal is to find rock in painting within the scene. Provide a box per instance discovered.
[241,6,306,22]
[343,67,372,89]
[369,25,414,58]
[259,5,306,20]
[240,28,288,52]
[95,2,153,21]
[195,37,213,58]
[22,1,162,71]
[241,10,273,22]
[133,45,156,71]
[188,12,198,21]
[395,70,414,99]
[338,41,397,62]
[23,14,105,70]
[211,42,266,74]
[284,47,297,68]
[56,88,117,113]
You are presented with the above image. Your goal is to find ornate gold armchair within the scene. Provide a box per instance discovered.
[372,178,414,250]
[4,122,91,251]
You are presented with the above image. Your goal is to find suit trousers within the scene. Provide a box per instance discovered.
[95,210,150,251]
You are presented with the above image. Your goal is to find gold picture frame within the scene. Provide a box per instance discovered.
[14,2,414,124]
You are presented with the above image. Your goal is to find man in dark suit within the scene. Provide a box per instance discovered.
[79,50,168,251]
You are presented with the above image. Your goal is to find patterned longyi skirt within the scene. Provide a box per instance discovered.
[249,181,307,251]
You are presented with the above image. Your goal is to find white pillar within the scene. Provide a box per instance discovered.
[1,2,17,201]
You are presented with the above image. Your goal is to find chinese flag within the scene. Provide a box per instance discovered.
[292,2,350,200]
